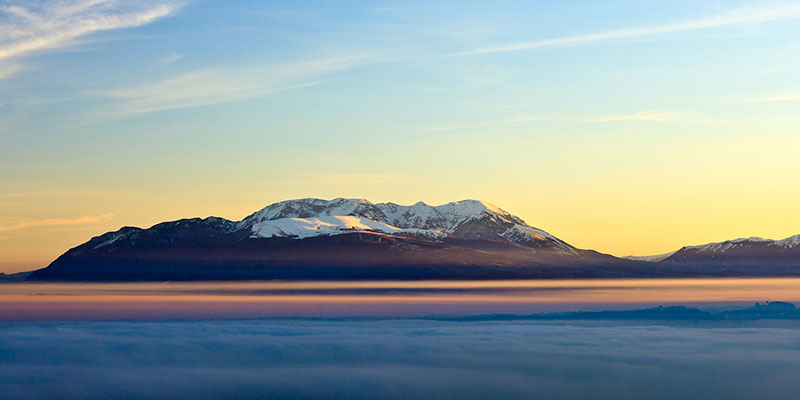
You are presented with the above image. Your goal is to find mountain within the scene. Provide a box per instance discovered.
[623,251,677,262]
[668,235,800,260]
[640,235,800,275]
[25,198,800,281]
[452,302,800,321]
[237,198,573,250]
[27,198,661,281]
[0,271,32,282]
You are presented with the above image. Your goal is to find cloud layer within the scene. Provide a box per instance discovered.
[2,319,800,399]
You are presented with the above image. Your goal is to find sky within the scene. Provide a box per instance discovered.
[1,0,799,273]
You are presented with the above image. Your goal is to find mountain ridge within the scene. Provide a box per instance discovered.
[22,198,800,281]
[237,198,572,250]
[626,234,800,265]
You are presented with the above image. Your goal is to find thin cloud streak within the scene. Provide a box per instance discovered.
[318,173,430,185]
[91,55,367,122]
[421,116,543,132]
[0,0,183,78]
[448,4,800,56]
[588,111,685,123]
[417,112,681,132]
[0,213,114,232]
[159,52,184,64]
[0,62,21,79]
[740,94,800,103]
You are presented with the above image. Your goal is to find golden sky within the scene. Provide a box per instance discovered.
[2,1,800,273]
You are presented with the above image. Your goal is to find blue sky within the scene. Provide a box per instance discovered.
[1,0,800,271]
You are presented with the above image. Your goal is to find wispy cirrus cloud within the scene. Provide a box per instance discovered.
[0,62,21,79]
[588,110,687,123]
[91,55,367,122]
[318,173,430,185]
[739,94,800,103]
[158,51,184,64]
[0,213,114,232]
[420,116,542,132]
[450,3,800,56]
[0,0,183,79]
[416,112,682,132]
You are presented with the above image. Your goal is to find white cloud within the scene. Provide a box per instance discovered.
[739,94,800,103]
[417,112,682,132]
[588,111,686,123]
[318,173,430,185]
[0,0,183,78]
[0,62,21,79]
[449,4,800,56]
[420,116,542,132]
[0,213,114,232]
[92,55,367,121]
[159,51,184,64]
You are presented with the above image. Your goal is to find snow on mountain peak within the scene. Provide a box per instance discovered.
[684,235,800,253]
[775,234,800,249]
[685,237,768,253]
[250,215,403,239]
[239,198,384,227]
[238,198,571,251]
[440,199,504,215]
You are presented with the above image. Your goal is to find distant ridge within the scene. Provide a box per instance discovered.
[0,271,32,282]
[633,234,800,270]
[448,302,800,321]
[623,251,677,262]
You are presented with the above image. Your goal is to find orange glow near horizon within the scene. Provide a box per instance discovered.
[2,182,799,274]
[2,278,799,321]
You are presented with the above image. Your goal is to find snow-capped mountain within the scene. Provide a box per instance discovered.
[626,235,800,264]
[27,198,641,281]
[238,198,572,252]
[647,234,800,273]
[678,235,800,253]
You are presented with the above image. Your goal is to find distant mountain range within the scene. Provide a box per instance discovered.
[451,301,800,321]
[0,271,32,282]
[23,198,800,281]
[625,235,800,273]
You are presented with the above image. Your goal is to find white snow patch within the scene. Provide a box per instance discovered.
[240,198,572,252]
[775,234,800,249]
[685,236,800,253]
[251,215,403,239]
[623,251,677,262]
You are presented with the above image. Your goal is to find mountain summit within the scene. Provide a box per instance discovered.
[237,198,573,251]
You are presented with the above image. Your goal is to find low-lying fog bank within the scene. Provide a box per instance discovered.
[2,319,800,399]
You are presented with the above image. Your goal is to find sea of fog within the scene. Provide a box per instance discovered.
[2,319,800,399]
[3,278,800,399]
